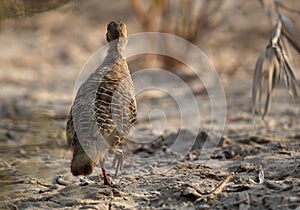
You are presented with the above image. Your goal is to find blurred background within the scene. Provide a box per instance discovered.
[0,0,299,205]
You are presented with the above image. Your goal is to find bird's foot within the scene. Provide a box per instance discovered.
[103,174,113,186]
[111,149,124,177]
[97,172,113,187]
[99,160,113,187]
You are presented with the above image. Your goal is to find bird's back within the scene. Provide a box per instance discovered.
[66,55,136,177]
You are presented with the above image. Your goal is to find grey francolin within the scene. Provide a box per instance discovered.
[66,21,137,185]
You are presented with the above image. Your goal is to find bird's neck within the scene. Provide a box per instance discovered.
[104,38,127,63]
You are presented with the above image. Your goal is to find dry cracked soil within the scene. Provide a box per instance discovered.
[0,1,300,209]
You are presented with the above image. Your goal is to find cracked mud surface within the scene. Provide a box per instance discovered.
[0,1,300,209]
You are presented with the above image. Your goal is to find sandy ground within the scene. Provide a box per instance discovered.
[0,1,300,209]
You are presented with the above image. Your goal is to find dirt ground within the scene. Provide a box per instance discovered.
[0,1,300,209]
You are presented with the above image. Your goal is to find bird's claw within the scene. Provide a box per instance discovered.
[111,149,124,177]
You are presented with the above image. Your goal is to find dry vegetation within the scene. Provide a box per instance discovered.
[253,0,300,122]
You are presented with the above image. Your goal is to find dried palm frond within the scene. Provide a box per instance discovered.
[252,1,300,123]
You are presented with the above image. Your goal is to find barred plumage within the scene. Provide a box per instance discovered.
[66,21,137,185]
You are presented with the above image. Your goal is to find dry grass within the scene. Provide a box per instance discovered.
[129,0,227,69]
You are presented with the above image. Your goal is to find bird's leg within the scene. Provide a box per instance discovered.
[111,149,124,177]
[99,159,112,186]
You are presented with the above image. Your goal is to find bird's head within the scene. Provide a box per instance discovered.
[106,21,127,42]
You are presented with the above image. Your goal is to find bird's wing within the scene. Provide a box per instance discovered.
[66,60,136,155]
[93,61,136,143]
[67,66,112,160]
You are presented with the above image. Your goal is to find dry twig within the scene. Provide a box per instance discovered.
[209,173,233,198]
[258,164,264,184]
